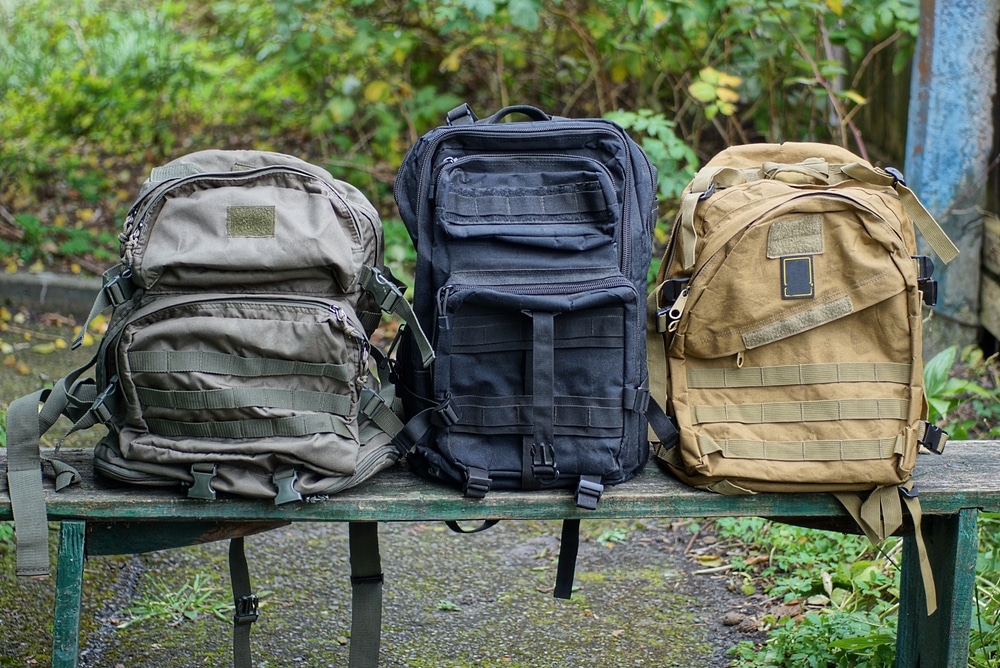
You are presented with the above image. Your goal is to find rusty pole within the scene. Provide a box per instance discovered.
[904,0,999,355]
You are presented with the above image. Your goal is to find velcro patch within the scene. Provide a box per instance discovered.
[781,255,815,299]
[227,206,275,238]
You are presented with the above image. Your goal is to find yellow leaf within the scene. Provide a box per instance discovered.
[716,87,741,104]
[717,72,743,89]
[0,306,10,322]
[5,260,18,273]
[13,312,26,325]
[0,342,13,354]
[80,332,95,347]
[89,313,108,334]
[2,354,15,367]
[54,213,68,228]
[440,49,463,73]
[15,361,31,375]
[698,67,721,85]
[826,0,844,15]
[77,208,95,223]
[54,338,68,349]
[364,80,389,103]
[32,342,56,354]
[28,260,44,274]
[70,263,82,275]
[843,90,868,105]
[610,62,630,84]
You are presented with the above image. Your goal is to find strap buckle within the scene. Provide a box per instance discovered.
[913,255,938,306]
[234,594,260,625]
[91,375,120,424]
[432,396,460,427]
[530,443,560,483]
[575,477,604,511]
[920,422,948,454]
[885,166,906,187]
[363,266,405,314]
[273,468,303,506]
[464,467,492,498]
[188,463,218,500]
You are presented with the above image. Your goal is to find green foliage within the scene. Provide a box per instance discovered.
[717,517,898,667]
[972,513,1000,667]
[924,345,1000,437]
[119,573,246,627]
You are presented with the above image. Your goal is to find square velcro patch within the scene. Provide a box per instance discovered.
[781,255,815,299]
[227,205,275,237]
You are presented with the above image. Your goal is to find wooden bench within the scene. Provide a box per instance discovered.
[2,440,995,667]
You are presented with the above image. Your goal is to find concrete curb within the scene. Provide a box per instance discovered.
[0,271,103,319]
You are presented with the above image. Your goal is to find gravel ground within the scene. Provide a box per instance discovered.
[73,518,764,667]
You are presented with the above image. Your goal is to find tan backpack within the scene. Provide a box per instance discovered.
[647,142,959,613]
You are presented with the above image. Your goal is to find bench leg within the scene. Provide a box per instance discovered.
[52,520,86,668]
[895,508,978,667]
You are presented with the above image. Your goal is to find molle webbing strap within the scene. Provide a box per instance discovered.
[128,350,354,382]
[348,521,384,668]
[136,386,353,415]
[146,413,355,440]
[229,537,258,668]
[359,265,434,368]
[444,184,609,219]
[526,312,556,487]
[688,362,912,389]
[698,435,903,462]
[448,395,624,432]
[693,398,910,425]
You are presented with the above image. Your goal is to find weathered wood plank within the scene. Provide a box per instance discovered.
[52,521,85,668]
[0,442,996,524]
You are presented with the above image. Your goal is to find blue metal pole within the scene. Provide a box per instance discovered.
[905,0,999,353]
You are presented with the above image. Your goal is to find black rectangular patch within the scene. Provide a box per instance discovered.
[781,255,815,299]
[227,206,275,238]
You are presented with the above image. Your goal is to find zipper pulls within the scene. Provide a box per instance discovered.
[666,288,689,333]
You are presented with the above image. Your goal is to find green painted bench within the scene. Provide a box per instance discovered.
[1,440,995,667]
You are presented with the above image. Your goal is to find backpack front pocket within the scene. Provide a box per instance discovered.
[430,277,646,490]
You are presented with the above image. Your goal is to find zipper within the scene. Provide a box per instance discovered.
[121,165,344,271]
[124,294,370,369]
[437,275,638,320]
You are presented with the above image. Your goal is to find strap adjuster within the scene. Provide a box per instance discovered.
[575,477,604,510]
[464,467,492,498]
[91,376,120,424]
[234,594,260,625]
[920,422,947,454]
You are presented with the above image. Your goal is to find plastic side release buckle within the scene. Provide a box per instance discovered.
[91,375,120,424]
[531,443,560,483]
[273,468,303,506]
[575,477,604,511]
[912,255,938,306]
[464,467,492,499]
[234,594,260,625]
[920,422,948,454]
[188,463,218,500]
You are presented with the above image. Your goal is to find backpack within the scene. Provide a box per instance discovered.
[5,149,431,666]
[646,142,960,614]
[391,103,676,597]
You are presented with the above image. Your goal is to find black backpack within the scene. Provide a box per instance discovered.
[391,104,676,595]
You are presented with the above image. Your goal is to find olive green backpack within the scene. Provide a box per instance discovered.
[5,149,432,666]
[647,142,959,614]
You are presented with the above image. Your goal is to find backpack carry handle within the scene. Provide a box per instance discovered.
[483,105,552,124]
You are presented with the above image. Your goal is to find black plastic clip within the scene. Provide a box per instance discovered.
[920,423,948,455]
[432,396,460,427]
[446,103,478,126]
[531,442,560,483]
[575,477,605,511]
[885,166,906,187]
[913,255,938,306]
[464,467,492,499]
[234,594,260,625]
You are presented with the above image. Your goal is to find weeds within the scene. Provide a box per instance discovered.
[118,573,240,628]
